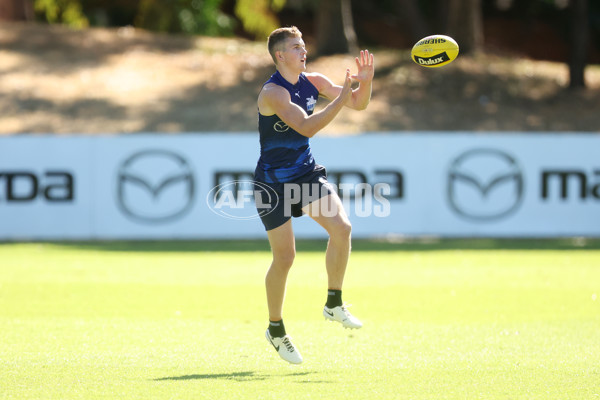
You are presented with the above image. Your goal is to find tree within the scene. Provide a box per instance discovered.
[446,0,483,54]
[393,0,429,43]
[0,0,33,20]
[136,0,233,36]
[32,0,88,27]
[568,0,589,89]
[235,0,285,39]
[315,0,358,55]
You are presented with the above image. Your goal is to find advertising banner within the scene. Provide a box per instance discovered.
[0,133,598,239]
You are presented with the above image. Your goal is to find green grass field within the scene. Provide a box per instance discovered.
[1,239,599,399]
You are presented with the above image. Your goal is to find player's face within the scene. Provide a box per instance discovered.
[281,37,307,70]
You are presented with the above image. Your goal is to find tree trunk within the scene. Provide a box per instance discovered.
[569,0,588,89]
[394,0,429,43]
[436,0,449,33]
[446,0,483,54]
[0,0,33,21]
[341,0,358,54]
[315,0,358,56]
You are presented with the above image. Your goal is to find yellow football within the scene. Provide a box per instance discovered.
[411,35,459,68]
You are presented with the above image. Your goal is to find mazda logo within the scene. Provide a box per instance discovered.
[447,148,524,221]
[274,121,290,132]
[117,150,195,223]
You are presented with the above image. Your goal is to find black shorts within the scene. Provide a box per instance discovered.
[254,165,333,231]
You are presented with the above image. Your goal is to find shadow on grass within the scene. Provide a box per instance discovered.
[154,371,267,382]
[8,237,600,253]
[154,370,317,382]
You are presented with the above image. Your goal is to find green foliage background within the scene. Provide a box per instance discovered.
[34,0,89,28]
[134,0,234,35]
[27,0,600,62]
[32,0,288,38]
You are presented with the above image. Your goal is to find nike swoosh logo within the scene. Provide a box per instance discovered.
[267,335,280,351]
[324,310,334,317]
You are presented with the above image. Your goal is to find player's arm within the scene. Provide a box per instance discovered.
[259,70,353,138]
[308,50,375,111]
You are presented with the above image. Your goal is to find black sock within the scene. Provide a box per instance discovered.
[326,289,343,308]
[268,319,286,338]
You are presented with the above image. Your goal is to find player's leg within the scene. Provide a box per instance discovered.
[265,219,295,322]
[302,192,351,290]
[302,191,362,329]
[264,219,303,364]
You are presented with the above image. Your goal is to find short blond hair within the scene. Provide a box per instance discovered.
[267,26,302,64]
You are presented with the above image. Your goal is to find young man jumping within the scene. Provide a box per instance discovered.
[254,26,375,364]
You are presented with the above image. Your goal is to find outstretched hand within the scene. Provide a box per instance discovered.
[339,69,353,101]
[351,50,375,83]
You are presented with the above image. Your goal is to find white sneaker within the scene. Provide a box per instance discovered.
[265,329,303,364]
[323,304,363,329]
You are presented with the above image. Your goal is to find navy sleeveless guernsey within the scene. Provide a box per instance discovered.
[255,71,319,184]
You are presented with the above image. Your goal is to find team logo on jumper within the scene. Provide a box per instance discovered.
[274,121,290,132]
[117,150,195,223]
[306,96,317,112]
[447,149,524,221]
